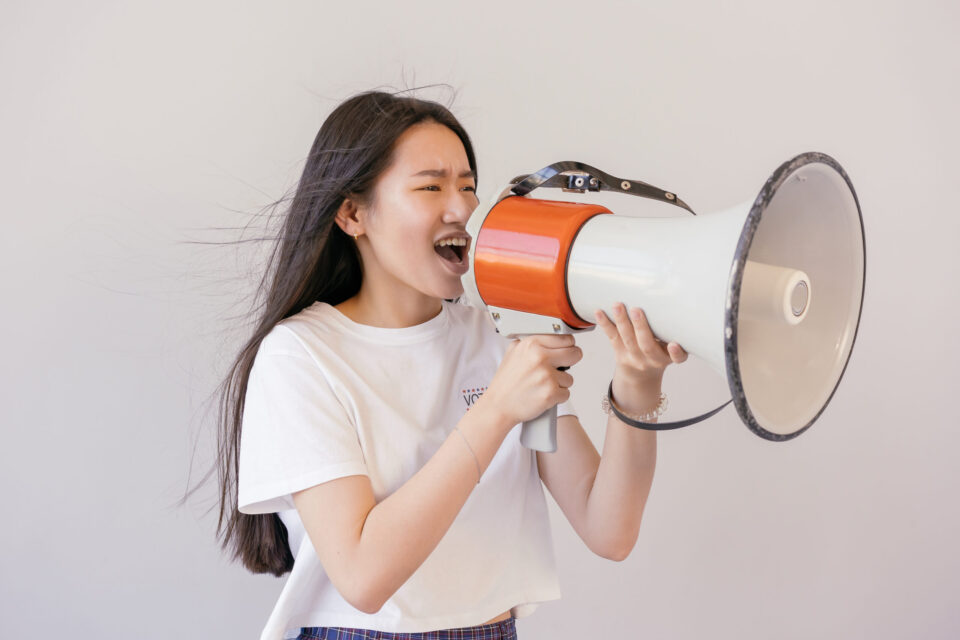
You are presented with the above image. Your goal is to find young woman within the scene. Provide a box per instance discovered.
[216,90,688,640]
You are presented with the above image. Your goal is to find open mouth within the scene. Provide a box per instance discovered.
[434,237,469,264]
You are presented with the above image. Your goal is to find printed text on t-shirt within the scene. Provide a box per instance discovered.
[461,386,488,409]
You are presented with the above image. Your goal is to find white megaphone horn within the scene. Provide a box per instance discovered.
[461,152,866,452]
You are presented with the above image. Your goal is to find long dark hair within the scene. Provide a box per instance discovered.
[214,89,478,575]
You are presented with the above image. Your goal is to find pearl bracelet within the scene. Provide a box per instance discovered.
[601,381,668,424]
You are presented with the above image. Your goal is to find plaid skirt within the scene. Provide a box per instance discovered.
[296,617,517,640]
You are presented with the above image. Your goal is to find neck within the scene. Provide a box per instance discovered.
[336,282,443,328]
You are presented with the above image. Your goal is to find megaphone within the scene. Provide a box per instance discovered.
[461,152,865,451]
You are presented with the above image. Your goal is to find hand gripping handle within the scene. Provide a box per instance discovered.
[520,363,569,453]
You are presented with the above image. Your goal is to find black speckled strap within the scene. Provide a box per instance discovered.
[607,381,732,431]
[510,160,695,215]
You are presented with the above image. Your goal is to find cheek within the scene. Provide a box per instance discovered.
[374,218,435,268]
[365,196,443,272]
[394,221,433,256]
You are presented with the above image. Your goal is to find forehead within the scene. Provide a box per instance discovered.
[388,121,470,173]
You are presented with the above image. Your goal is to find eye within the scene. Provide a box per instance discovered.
[418,185,476,192]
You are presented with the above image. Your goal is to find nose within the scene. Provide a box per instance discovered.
[442,189,479,225]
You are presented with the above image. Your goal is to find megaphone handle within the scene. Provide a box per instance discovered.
[509,160,696,215]
[520,404,558,452]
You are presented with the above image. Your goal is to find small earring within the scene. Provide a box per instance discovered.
[353,233,359,241]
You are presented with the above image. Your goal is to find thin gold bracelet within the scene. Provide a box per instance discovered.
[453,426,482,485]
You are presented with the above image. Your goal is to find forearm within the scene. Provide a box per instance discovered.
[350,394,512,608]
[583,374,661,559]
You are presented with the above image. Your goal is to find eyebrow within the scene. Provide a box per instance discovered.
[410,168,476,179]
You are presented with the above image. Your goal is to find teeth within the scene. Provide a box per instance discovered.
[434,237,468,247]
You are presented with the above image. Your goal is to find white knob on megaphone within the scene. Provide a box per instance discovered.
[739,261,811,326]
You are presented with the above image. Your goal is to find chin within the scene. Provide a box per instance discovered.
[436,280,465,301]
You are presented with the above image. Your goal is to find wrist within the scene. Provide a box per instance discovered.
[471,391,515,436]
[611,369,664,416]
[613,366,663,389]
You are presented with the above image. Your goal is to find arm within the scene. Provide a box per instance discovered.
[537,303,686,561]
[537,400,659,561]
[293,394,512,614]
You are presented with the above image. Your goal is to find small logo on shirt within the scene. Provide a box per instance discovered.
[461,386,488,409]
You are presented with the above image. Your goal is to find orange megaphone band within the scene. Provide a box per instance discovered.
[473,196,612,329]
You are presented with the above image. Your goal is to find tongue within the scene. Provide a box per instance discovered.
[435,245,459,262]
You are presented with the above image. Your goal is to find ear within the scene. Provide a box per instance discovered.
[334,196,365,237]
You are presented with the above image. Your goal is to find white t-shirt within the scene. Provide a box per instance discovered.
[237,299,577,639]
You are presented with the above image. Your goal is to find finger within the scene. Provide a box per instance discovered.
[594,309,623,347]
[629,307,665,359]
[667,342,688,363]
[555,370,574,388]
[548,344,583,369]
[612,303,642,353]
[529,333,576,349]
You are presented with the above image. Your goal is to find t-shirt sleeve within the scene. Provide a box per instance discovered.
[557,396,577,419]
[237,327,368,515]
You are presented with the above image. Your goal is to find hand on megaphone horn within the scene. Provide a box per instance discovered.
[484,334,583,427]
[594,303,688,385]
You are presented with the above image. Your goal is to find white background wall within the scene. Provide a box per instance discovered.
[2,1,957,638]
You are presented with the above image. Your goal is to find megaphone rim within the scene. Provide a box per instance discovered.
[723,151,867,442]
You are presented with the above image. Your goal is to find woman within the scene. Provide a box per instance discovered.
[216,89,687,640]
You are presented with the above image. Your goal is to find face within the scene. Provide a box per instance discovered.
[345,121,479,304]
